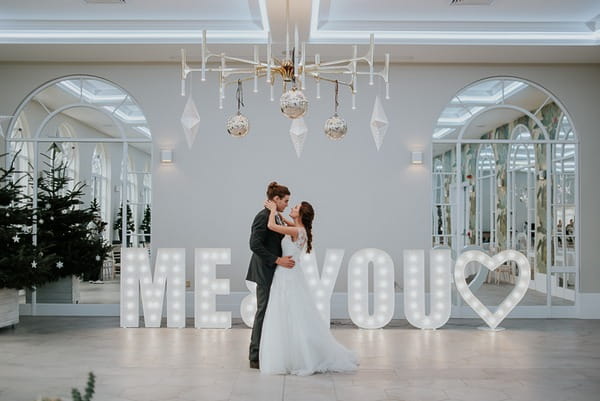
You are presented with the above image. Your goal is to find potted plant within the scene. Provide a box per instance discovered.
[29,146,110,303]
[0,152,52,327]
[139,204,151,244]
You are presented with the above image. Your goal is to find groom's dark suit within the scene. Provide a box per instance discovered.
[246,208,284,362]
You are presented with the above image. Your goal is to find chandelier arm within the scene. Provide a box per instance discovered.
[187,62,276,76]
[307,66,352,73]
[218,55,262,65]
[222,75,263,87]
[222,69,263,78]
[314,59,357,68]
[308,73,353,89]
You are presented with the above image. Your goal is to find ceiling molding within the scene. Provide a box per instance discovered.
[0,0,271,44]
[310,0,600,46]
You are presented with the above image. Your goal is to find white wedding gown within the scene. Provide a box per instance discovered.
[260,228,358,376]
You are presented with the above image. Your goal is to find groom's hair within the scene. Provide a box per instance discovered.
[266,181,290,200]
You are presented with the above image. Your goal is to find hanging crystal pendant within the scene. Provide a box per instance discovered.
[226,79,249,137]
[227,112,249,137]
[324,80,347,140]
[324,113,347,140]
[280,87,308,119]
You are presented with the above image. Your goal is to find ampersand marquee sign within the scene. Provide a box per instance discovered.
[120,247,530,331]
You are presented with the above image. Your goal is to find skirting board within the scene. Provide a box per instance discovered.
[577,293,600,318]
[19,292,600,319]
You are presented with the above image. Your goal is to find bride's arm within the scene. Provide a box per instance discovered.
[265,201,298,239]
[279,215,296,227]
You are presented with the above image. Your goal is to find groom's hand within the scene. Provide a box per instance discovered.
[276,256,295,268]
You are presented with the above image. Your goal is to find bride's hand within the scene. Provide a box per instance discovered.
[264,200,277,212]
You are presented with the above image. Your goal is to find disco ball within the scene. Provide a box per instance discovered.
[226,113,249,137]
[324,114,347,140]
[280,88,308,119]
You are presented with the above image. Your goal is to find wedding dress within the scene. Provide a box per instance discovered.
[259,228,358,376]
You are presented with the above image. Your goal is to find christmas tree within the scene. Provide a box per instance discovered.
[139,204,151,243]
[113,202,134,245]
[35,145,110,283]
[0,152,52,289]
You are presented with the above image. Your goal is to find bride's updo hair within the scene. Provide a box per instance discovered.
[266,181,290,200]
[299,201,315,254]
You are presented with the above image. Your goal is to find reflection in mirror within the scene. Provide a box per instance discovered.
[552,115,576,270]
[432,143,455,248]
[434,79,551,141]
[476,144,496,249]
[432,77,578,309]
[9,76,152,306]
[550,273,576,306]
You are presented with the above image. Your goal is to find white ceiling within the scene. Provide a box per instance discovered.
[0,0,263,22]
[0,0,598,63]
[324,0,598,23]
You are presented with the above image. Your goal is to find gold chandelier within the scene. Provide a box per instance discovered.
[179,0,390,141]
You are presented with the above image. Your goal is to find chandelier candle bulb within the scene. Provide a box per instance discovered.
[369,34,375,86]
[201,30,206,81]
[294,24,299,76]
[301,42,306,89]
[352,45,358,93]
[180,49,186,96]
[220,54,226,99]
[316,79,321,99]
[253,46,259,93]
[266,32,272,83]
[385,53,390,99]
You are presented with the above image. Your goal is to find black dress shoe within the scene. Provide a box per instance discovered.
[249,360,260,369]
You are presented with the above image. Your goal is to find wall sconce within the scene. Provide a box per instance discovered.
[411,151,423,165]
[160,149,173,164]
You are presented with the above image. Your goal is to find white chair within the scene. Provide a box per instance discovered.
[101,258,113,281]
[111,245,122,279]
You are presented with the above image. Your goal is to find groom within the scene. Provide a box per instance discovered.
[247,182,295,369]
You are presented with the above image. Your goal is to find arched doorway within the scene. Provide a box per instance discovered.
[6,75,152,313]
[432,77,579,316]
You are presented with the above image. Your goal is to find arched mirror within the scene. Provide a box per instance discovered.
[476,144,496,249]
[432,77,578,313]
[6,75,152,312]
[507,124,538,273]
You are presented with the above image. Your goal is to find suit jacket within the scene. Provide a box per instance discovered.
[246,208,284,286]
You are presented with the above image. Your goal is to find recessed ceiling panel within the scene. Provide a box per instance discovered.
[325,0,600,23]
[0,0,258,22]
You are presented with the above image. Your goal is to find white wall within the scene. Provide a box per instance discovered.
[1,62,599,293]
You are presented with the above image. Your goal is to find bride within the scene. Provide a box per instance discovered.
[259,200,358,376]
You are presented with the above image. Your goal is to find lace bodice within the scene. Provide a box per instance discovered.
[281,228,307,260]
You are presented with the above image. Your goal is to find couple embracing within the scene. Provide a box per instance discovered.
[246,182,358,376]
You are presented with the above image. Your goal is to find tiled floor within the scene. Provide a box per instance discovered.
[1,317,599,401]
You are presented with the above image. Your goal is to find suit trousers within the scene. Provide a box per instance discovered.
[249,283,271,361]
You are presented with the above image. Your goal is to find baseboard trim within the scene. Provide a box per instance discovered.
[577,293,600,318]
[18,291,599,319]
